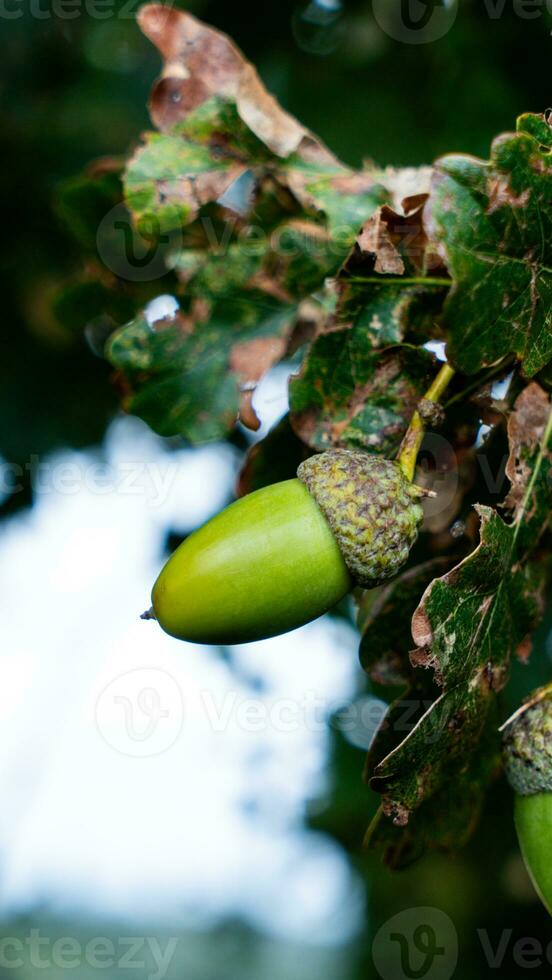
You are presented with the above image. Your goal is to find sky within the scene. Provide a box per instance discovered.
[0,368,369,945]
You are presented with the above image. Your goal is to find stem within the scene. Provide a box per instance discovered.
[346,276,450,288]
[398,362,456,482]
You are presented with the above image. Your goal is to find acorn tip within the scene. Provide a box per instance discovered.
[140,606,156,621]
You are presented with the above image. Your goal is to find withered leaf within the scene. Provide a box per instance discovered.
[138,3,336,160]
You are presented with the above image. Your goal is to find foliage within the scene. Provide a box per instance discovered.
[64,4,552,868]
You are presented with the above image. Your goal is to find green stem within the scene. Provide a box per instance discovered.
[346,276,450,288]
[398,362,456,482]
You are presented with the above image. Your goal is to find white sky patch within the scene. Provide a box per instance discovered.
[474,423,493,449]
[217,170,256,217]
[0,417,363,945]
[308,0,341,10]
[144,294,180,326]
[490,371,514,402]
[423,340,447,362]
[246,363,294,443]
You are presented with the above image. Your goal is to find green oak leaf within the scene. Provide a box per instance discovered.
[124,95,388,289]
[124,97,273,234]
[118,95,392,450]
[289,337,436,454]
[55,161,165,337]
[124,132,247,235]
[106,292,295,442]
[366,708,500,869]
[284,155,388,245]
[169,243,262,299]
[338,280,447,347]
[430,112,552,377]
[360,568,485,861]
[259,220,345,298]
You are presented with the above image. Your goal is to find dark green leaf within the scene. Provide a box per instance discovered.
[107,293,295,442]
[289,339,436,454]
[366,709,500,869]
[430,112,552,377]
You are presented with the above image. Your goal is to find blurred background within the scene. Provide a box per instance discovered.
[2,0,552,977]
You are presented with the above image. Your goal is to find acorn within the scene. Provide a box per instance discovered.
[144,449,425,645]
[502,687,552,914]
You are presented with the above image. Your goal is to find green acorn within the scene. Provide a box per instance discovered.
[503,687,552,914]
[144,449,425,645]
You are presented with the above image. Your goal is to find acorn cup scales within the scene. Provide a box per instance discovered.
[297,450,425,589]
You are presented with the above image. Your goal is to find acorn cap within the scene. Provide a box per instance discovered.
[297,450,424,589]
[502,688,552,796]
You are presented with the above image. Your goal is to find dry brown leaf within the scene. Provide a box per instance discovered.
[357,210,406,275]
[138,4,336,160]
[355,200,440,277]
